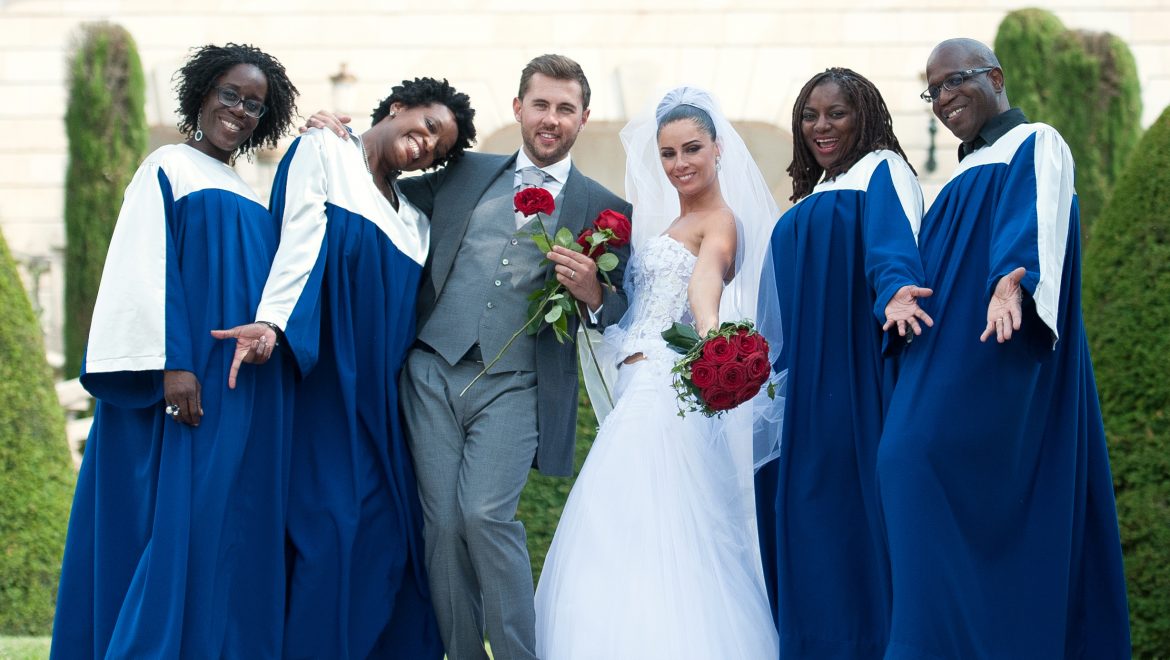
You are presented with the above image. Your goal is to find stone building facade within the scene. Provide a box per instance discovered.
[1,0,1168,362]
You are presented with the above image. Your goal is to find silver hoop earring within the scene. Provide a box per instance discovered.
[194,116,204,142]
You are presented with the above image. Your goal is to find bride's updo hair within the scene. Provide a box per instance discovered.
[656,102,717,140]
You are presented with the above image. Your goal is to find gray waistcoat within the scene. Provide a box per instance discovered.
[417,166,562,373]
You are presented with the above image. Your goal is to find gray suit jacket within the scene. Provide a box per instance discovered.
[399,151,633,476]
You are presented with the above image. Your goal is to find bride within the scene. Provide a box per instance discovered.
[534,87,782,658]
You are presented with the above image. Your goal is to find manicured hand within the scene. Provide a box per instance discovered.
[548,245,603,311]
[980,267,1027,343]
[210,322,278,388]
[300,110,351,138]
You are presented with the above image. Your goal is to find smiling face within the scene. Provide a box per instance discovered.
[926,43,1006,143]
[657,117,719,197]
[513,72,590,167]
[800,81,858,172]
[190,63,267,163]
[378,101,459,172]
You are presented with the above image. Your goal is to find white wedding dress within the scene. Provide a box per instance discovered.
[534,234,779,659]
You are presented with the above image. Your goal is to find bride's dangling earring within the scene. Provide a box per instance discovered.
[194,115,204,142]
[716,155,722,173]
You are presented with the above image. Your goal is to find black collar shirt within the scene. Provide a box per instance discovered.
[958,107,1029,161]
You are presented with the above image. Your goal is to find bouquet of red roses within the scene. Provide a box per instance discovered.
[661,320,774,417]
[461,188,632,398]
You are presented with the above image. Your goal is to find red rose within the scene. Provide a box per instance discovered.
[745,353,770,383]
[701,336,736,364]
[690,362,719,389]
[733,330,767,356]
[735,383,762,405]
[576,228,607,259]
[716,362,749,390]
[515,188,555,216]
[703,387,737,411]
[593,209,632,248]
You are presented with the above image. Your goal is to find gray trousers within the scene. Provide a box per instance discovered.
[400,348,539,660]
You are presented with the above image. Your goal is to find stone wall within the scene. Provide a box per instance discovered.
[2,0,1168,357]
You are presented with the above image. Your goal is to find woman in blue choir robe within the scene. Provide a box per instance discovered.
[755,68,932,659]
[214,78,477,659]
[52,44,299,658]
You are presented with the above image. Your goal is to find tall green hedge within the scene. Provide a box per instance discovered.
[518,384,597,583]
[1083,104,1170,657]
[995,8,1142,235]
[0,232,75,635]
[63,22,147,377]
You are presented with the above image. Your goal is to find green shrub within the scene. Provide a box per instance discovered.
[518,381,597,583]
[63,22,147,377]
[0,233,75,635]
[1083,104,1170,656]
[995,8,1142,235]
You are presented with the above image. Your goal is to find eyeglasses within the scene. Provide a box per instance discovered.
[214,86,267,118]
[919,67,995,104]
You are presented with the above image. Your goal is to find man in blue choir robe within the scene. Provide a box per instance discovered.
[876,38,1130,659]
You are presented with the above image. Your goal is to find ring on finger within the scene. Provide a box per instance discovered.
[569,269,576,280]
[165,403,180,417]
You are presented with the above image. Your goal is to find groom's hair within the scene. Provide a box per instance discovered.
[518,54,591,110]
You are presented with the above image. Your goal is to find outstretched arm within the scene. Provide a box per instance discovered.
[688,210,737,335]
[979,266,1027,343]
[883,285,934,339]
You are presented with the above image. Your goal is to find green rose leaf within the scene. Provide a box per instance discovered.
[596,252,619,272]
[554,227,575,248]
[531,233,552,254]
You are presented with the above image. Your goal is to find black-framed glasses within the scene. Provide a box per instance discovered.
[920,67,995,103]
[214,86,267,118]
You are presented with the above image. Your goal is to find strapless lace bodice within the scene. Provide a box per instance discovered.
[604,234,696,363]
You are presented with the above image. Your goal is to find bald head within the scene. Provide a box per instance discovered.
[925,38,1010,143]
[928,38,1001,71]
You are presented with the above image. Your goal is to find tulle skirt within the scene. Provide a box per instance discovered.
[535,358,778,659]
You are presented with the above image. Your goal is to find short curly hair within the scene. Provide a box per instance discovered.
[174,43,299,158]
[370,77,477,169]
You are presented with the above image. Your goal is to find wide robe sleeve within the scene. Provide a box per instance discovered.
[81,160,194,407]
[862,154,926,323]
[986,124,1074,343]
[254,134,331,376]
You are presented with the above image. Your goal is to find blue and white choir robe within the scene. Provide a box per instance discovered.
[255,129,442,659]
[877,123,1131,658]
[756,150,925,658]
[52,144,294,658]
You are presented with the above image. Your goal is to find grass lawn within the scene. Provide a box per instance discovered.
[0,637,495,659]
[0,637,49,660]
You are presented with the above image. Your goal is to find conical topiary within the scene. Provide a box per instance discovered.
[0,230,75,634]
[1083,104,1170,657]
[995,8,1142,236]
[63,22,148,377]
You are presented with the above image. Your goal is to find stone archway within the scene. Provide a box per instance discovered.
[479,121,794,213]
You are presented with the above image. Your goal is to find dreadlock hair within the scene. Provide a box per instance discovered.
[175,43,299,159]
[371,77,477,169]
[786,67,915,202]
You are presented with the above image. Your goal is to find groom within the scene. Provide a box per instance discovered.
[397,54,633,660]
